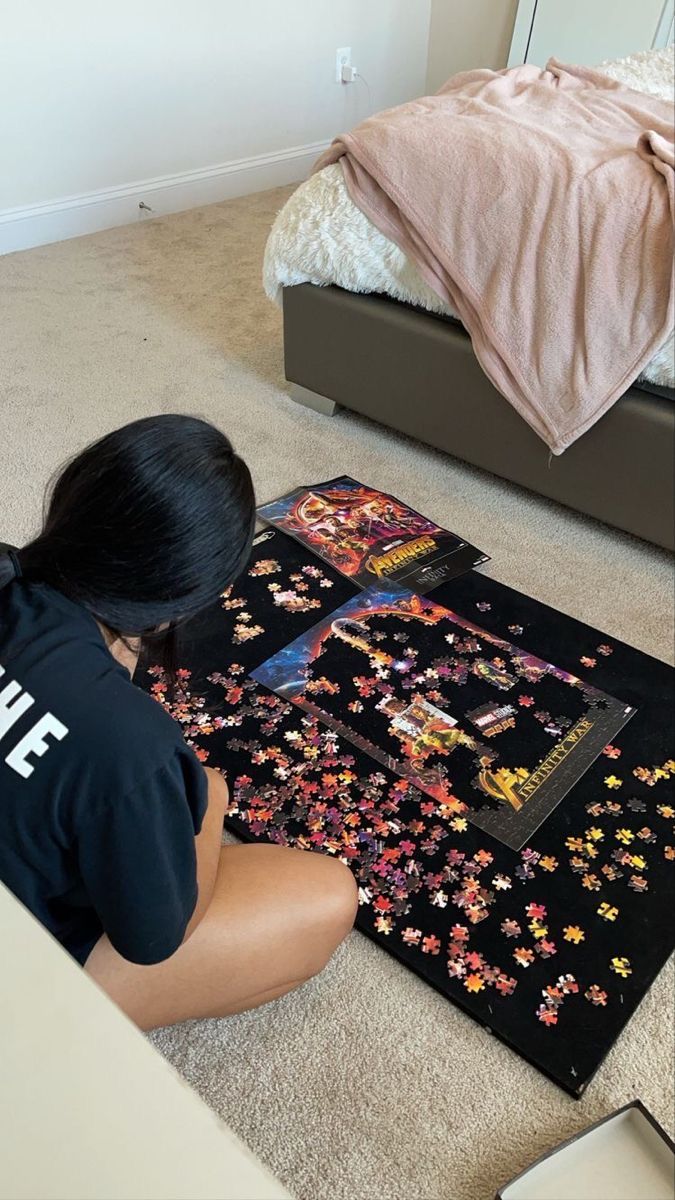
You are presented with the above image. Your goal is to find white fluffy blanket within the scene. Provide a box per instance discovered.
[264,48,674,389]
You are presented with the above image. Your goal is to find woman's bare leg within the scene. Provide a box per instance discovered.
[85,842,358,1031]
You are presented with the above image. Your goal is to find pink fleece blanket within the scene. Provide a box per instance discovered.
[314,60,674,453]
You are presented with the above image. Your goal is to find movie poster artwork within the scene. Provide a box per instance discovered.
[252,583,635,850]
[257,477,489,593]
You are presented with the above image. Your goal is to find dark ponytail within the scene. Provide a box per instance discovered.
[13,414,255,674]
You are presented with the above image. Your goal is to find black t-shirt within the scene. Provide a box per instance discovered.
[0,580,208,965]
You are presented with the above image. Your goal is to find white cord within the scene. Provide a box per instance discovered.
[355,71,373,111]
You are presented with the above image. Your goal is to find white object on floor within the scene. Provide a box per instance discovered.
[264,47,675,390]
[497,1103,675,1200]
[0,881,290,1200]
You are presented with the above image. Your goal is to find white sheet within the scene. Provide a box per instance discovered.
[264,48,675,390]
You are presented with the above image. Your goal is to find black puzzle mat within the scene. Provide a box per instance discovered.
[138,530,675,1096]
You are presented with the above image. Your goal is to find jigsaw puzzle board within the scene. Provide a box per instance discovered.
[139,530,675,1096]
[251,582,634,851]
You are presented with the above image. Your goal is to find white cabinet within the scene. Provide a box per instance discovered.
[0,882,290,1200]
[509,0,674,67]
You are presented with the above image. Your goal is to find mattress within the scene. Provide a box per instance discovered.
[264,48,675,391]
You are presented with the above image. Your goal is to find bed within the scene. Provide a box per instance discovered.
[265,49,675,551]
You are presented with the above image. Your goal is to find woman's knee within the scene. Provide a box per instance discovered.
[305,854,358,968]
[204,766,228,802]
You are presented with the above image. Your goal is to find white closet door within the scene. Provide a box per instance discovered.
[509,0,674,67]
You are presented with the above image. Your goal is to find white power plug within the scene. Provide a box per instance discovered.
[335,46,351,83]
[341,63,357,84]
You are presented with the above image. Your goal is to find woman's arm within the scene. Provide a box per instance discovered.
[183,767,229,941]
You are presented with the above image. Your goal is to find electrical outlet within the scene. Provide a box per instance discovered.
[335,46,351,83]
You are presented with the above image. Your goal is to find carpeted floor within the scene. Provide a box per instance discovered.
[1,188,673,1200]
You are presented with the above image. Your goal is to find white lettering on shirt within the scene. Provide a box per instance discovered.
[0,665,35,736]
[0,663,69,778]
[5,713,69,779]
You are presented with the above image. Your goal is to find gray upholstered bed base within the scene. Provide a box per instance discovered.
[283,284,675,552]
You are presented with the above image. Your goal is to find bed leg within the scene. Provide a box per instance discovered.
[288,383,338,416]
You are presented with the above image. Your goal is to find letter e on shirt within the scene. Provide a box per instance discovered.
[0,664,69,778]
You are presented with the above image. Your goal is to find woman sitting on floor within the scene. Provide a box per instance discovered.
[0,414,357,1029]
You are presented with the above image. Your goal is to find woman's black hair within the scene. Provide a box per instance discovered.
[15,414,255,678]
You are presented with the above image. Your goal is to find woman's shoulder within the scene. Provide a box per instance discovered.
[57,665,202,820]
[2,580,181,743]
[93,663,190,762]
[0,600,198,811]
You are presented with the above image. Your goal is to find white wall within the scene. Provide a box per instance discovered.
[426,0,518,92]
[0,1,431,251]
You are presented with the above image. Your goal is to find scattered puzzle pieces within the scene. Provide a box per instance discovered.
[585,985,608,1006]
[464,972,485,993]
[564,925,585,944]
[143,537,674,1096]
[597,903,619,921]
[513,947,535,967]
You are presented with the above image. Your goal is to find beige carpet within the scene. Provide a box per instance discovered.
[1,189,673,1200]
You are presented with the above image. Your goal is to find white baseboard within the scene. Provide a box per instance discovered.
[0,140,329,256]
